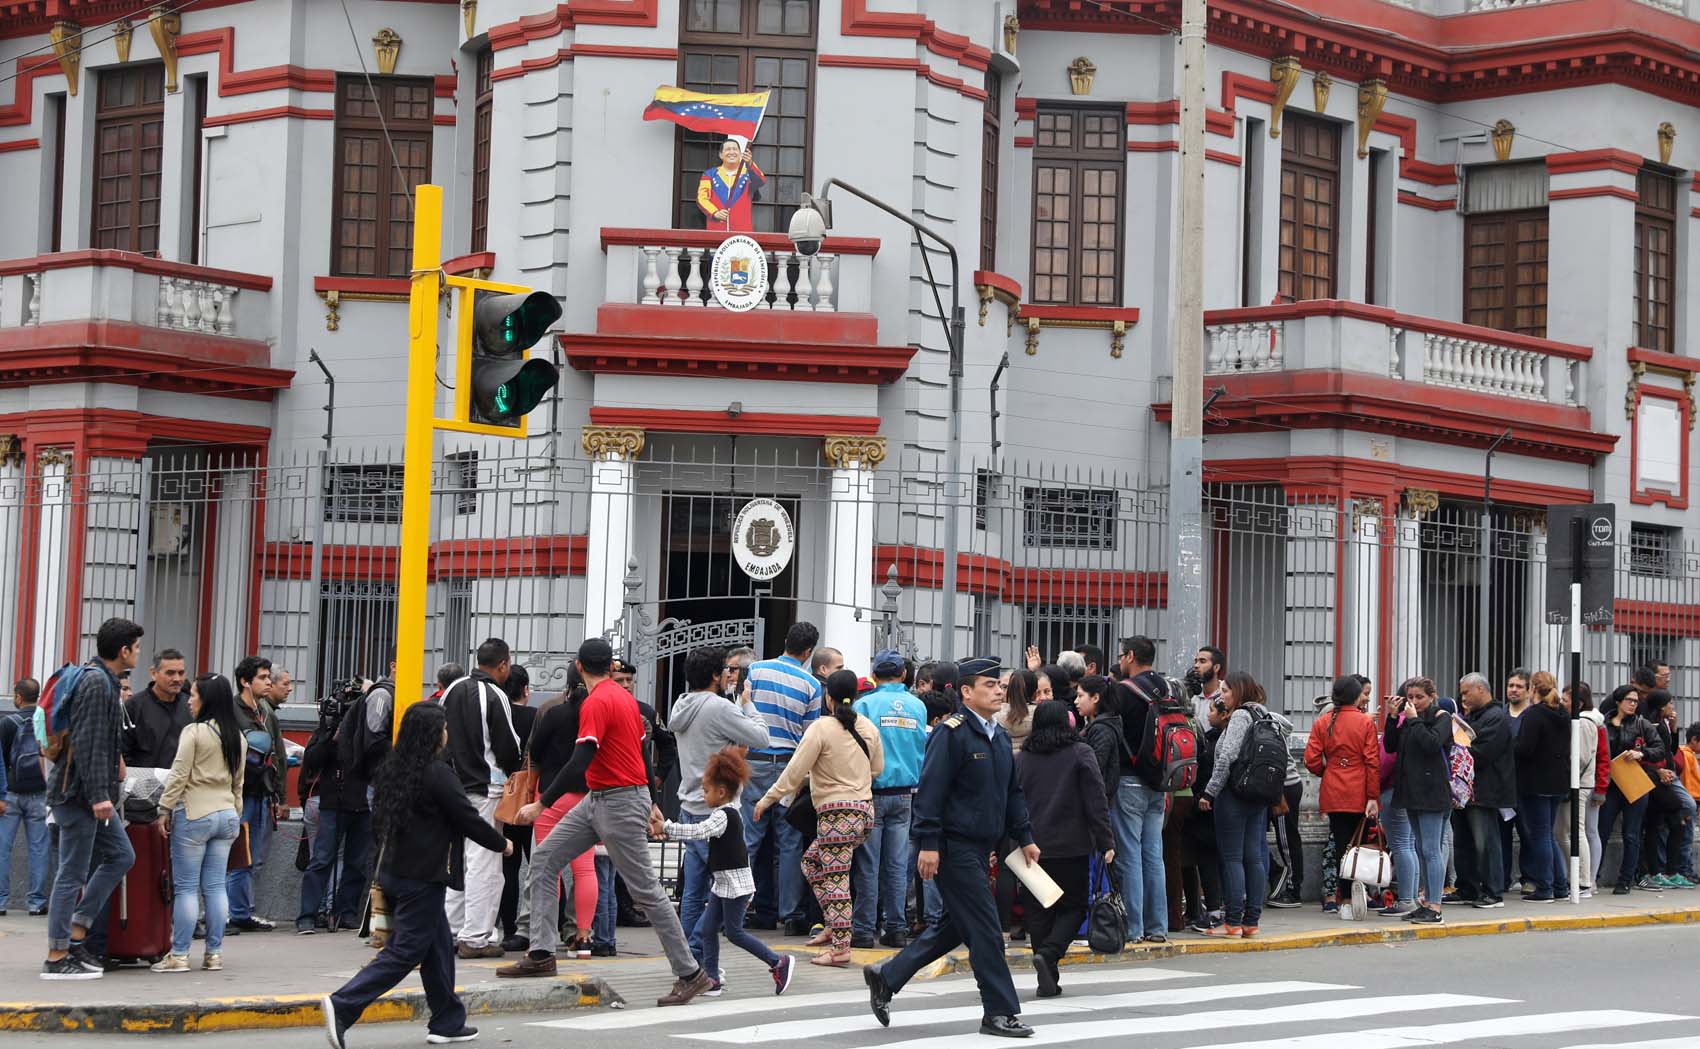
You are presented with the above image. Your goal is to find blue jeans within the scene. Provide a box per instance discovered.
[696,892,779,977]
[1517,794,1568,895]
[1600,786,1650,889]
[591,854,617,948]
[297,807,373,929]
[226,794,273,921]
[1110,777,1166,938]
[742,758,806,923]
[0,790,50,910]
[1409,808,1448,904]
[908,802,942,927]
[1212,790,1268,928]
[170,807,240,955]
[675,809,712,963]
[1379,790,1418,905]
[852,792,912,937]
[47,801,135,950]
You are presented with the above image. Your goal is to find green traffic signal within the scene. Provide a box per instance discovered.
[470,290,563,427]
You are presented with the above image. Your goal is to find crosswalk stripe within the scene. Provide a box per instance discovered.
[527,966,1214,1030]
[1195,1009,1693,1049]
[681,980,1358,1043]
[863,992,1509,1049]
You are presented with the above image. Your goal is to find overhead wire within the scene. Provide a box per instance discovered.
[0,0,202,89]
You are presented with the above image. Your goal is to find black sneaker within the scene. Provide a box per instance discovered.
[1187,915,1214,934]
[41,955,102,981]
[67,941,105,973]
[1441,891,1469,905]
[1473,896,1505,909]
[1521,891,1554,903]
[28,907,48,916]
[879,929,910,948]
[1380,902,1416,918]
[1613,884,1632,895]
[230,916,275,932]
[1266,888,1302,909]
[320,994,347,1049]
[426,1028,479,1044]
[1407,906,1443,925]
[783,918,810,937]
[850,932,877,949]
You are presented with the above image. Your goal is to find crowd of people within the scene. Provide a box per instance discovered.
[3,617,1698,1044]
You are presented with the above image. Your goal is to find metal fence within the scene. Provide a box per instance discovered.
[5,444,1696,731]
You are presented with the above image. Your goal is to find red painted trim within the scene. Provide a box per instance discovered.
[592,302,880,344]
[0,249,273,290]
[563,332,915,385]
[598,227,880,256]
[973,270,1022,301]
[434,75,457,99]
[840,0,992,72]
[1614,601,1700,637]
[1021,305,1142,325]
[1398,191,1456,211]
[443,251,496,275]
[201,106,334,128]
[589,407,881,436]
[14,457,42,676]
[312,276,411,296]
[1628,345,1700,373]
[1547,148,1645,175]
[1125,100,1235,137]
[1014,97,1037,120]
[871,544,1167,607]
[1202,300,1592,360]
[1128,139,1180,153]
[1548,186,1640,203]
[1220,71,1278,115]
[432,114,457,126]
[1400,159,1458,186]
[263,537,591,581]
[1629,381,1690,509]
[1,0,251,39]
[0,321,292,401]
[1203,454,1594,506]
[816,55,988,102]
[492,43,679,81]
[487,0,660,51]
[1207,150,1242,167]
[1013,136,1035,149]
[0,138,39,153]
[0,409,271,455]
[246,449,270,656]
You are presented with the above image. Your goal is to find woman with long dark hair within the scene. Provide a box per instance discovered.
[153,673,245,973]
[1198,670,1273,938]
[322,702,511,1048]
[1599,686,1667,894]
[999,669,1040,753]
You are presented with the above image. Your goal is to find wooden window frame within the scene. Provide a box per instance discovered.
[189,76,206,264]
[1634,167,1677,353]
[1277,111,1341,302]
[470,50,494,254]
[330,74,435,279]
[1365,149,1383,306]
[980,72,1001,273]
[91,64,166,254]
[50,94,66,253]
[1029,103,1126,308]
[1462,208,1549,338]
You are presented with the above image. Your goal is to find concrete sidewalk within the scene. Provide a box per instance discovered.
[0,890,1695,1034]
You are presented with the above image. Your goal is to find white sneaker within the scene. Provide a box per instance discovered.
[1578,887,1595,899]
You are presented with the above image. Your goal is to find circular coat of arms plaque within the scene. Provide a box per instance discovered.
[710,234,770,312]
[732,497,795,581]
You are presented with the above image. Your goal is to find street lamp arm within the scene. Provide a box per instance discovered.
[818,178,960,321]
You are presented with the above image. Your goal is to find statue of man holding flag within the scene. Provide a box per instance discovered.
[644,87,771,232]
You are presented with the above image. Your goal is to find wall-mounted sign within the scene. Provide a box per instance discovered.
[711,234,769,312]
[732,497,794,581]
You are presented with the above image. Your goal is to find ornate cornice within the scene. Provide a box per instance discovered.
[37,445,73,469]
[0,434,22,469]
[580,425,644,461]
[822,434,887,471]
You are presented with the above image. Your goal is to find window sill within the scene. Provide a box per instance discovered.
[1019,304,1140,358]
[973,270,1021,330]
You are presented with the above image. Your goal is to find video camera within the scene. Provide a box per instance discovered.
[318,677,368,733]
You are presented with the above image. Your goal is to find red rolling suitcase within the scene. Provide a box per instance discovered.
[107,821,173,963]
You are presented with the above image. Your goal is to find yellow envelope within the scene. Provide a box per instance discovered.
[1609,753,1656,805]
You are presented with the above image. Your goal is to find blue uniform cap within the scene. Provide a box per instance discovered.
[872,649,905,676]
[957,656,1002,683]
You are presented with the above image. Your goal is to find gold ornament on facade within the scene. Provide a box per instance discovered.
[1025,315,1041,355]
[373,28,403,76]
[114,18,133,63]
[1312,71,1331,114]
[1268,56,1302,139]
[0,434,22,469]
[1402,488,1439,518]
[1685,373,1697,432]
[49,22,81,97]
[1658,121,1676,166]
[822,435,887,471]
[1490,119,1515,162]
[1110,318,1127,359]
[1003,14,1020,56]
[37,446,74,469]
[148,6,181,92]
[1356,78,1388,158]
[1626,360,1646,421]
[462,0,478,40]
[581,426,645,461]
[1068,57,1096,96]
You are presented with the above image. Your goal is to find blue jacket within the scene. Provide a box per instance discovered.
[854,683,928,791]
[912,708,1033,851]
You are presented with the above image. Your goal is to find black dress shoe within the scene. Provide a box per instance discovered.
[980,1015,1034,1038]
[850,932,877,949]
[1033,956,1060,998]
[783,918,811,937]
[879,929,909,949]
[864,964,893,1027]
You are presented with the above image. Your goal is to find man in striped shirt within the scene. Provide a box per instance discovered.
[740,622,823,936]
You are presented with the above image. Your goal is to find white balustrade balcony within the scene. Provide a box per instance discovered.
[0,250,272,341]
[599,228,877,315]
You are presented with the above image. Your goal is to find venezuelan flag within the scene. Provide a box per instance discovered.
[643,86,770,139]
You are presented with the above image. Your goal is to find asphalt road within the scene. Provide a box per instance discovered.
[12,927,1700,1049]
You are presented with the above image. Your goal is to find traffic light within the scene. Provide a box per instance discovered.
[469,290,562,427]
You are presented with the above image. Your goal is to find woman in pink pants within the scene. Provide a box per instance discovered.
[527,685,598,954]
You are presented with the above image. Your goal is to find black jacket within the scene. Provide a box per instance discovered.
[1385,707,1453,813]
[1464,701,1516,809]
[304,724,369,813]
[1082,713,1125,805]
[912,712,1033,850]
[1015,741,1113,858]
[122,687,192,769]
[510,703,537,753]
[379,760,508,889]
[1513,704,1571,797]
[530,692,587,801]
[1605,713,1668,764]
[442,672,522,796]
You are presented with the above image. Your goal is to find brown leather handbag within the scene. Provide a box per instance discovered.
[494,758,539,824]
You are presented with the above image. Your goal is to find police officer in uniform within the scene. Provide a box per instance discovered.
[864,657,1036,1039]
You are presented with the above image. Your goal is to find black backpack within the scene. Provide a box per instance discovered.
[1228,706,1287,805]
[336,679,394,782]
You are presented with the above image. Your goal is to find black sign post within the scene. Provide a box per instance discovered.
[1544,503,1614,905]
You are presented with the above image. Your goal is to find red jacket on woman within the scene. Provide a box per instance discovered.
[1304,705,1381,814]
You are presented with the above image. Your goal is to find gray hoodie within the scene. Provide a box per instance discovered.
[671,688,769,815]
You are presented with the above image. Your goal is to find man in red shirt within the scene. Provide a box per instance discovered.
[498,639,712,1006]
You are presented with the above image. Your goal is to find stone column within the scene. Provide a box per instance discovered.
[31,447,73,673]
[1524,516,1562,674]
[207,468,255,675]
[822,435,886,676]
[0,437,26,692]
[581,427,644,642]
[77,455,145,657]
[1389,489,1436,690]
[1342,498,1383,708]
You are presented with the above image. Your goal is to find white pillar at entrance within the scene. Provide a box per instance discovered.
[1526,519,1562,674]
[1389,489,1436,689]
[581,427,644,643]
[31,448,73,674]
[1343,498,1382,705]
[0,441,24,694]
[207,468,255,676]
[822,435,886,676]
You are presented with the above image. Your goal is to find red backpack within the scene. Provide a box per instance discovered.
[1130,680,1200,792]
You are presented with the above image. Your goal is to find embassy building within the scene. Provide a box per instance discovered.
[1,0,1699,723]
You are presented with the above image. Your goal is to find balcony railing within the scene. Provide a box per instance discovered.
[599,229,879,314]
[1203,300,1588,407]
[0,250,272,339]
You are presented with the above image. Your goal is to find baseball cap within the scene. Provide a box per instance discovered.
[872,649,905,677]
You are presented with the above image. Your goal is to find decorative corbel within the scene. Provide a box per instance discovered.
[1312,70,1332,114]
[977,284,993,326]
[49,22,81,97]
[0,434,22,470]
[321,290,341,332]
[114,18,133,63]
[1490,119,1515,162]
[1685,373,1696,431]
[1356,78,1388,159]
[1003,14,1020,56]
[1269,56,1302,139]
[822,435,888,471]
[1068,57,1096,96]
[1659,121,1676,166]
[1626,360,1646,421]
[38,446,74,470]
[462,0,478,40]
[581,426,645,461]
[1111,319,1127,359]
[1024,316,1041,356]
[373,28,403,77]
[1402,488,1439,519]
[148,7,182,92]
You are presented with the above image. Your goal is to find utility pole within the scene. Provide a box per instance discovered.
[1167,0,1208,675]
